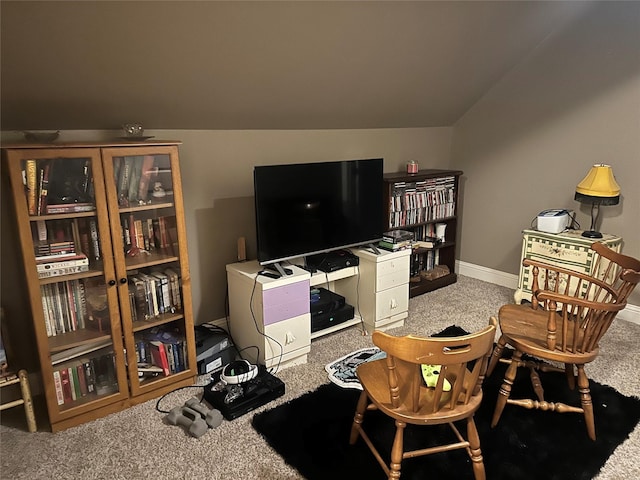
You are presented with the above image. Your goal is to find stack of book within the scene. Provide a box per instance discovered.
[37,252,89,279]
[379,230,414,252]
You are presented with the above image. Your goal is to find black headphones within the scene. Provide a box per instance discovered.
[220,360,258,385]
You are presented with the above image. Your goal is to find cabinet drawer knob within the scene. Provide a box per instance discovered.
[108,279,116,286]
[120,278,128,284]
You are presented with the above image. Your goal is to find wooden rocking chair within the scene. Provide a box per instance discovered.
[487,242,640,440]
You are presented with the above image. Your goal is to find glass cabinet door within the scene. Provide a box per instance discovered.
[101,146,193,396]
[7,149,128,420]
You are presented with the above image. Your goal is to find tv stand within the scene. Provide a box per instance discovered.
[226,248,411,370]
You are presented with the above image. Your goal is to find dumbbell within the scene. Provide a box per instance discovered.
[165,406,209,438]
[185,397,223,428]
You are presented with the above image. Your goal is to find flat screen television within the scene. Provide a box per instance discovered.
[254,158,384,273]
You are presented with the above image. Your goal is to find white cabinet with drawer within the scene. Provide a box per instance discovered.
[350,248,411,332]
[226,262,312,370]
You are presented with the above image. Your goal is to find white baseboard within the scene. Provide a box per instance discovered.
[456,260,640,327]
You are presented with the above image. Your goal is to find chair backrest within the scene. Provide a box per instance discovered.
[371,319,496,414]
[590,242,640,303]
[524,242,640,353]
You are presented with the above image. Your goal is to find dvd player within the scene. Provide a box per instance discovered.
[311,303,355,333]
[203,365,285,420]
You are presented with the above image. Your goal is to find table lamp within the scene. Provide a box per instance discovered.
[574,164,620,238]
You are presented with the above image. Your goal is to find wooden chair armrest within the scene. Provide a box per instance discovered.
[534,290,625,312]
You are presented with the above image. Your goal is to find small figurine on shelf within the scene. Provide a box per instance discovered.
[152,182,166,198]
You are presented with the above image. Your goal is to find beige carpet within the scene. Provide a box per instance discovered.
[2,275,639,479]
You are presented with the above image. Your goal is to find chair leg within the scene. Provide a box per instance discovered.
[491,349,522,428]
[576,365,596,441]
[350,390,369,445]
[486,335,507,376]
[467,416,486,480]
[389,420,405,480]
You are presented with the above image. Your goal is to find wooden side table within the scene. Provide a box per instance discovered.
[514,229,623,304]
[0,369,37,432]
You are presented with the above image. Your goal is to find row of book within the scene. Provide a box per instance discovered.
[410,249,440,278]
[135,327,188,377]
[388,176,456,228]
[114,154,169,208]
[24,158,96,216]
[42,278,112,336]
[52,350,118,406]
[135,339,188,377]
[121,214,177,257]
[388,202,455,228]
[128,268,183,322]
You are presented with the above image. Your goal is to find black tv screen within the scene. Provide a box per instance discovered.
[254,158,384,266]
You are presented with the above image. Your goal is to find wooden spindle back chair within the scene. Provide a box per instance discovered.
[487,242,640,440]
[350,318,496,480]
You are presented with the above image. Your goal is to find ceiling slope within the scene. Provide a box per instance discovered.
[1,1,591,130]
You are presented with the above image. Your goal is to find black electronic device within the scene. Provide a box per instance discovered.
[310,287,345,315]
[306,249,360,273]
[254,158,383,273]
[204,365,285,420]
[311,303,355,333]
[195,325,235,375]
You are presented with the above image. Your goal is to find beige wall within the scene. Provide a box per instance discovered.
[451,2,640,306]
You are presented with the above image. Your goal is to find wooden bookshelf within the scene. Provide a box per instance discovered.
[2,141,196,431]
[383,169,463,297]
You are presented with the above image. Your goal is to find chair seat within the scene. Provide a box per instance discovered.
[499,303,598,364]
[357,358,482,425]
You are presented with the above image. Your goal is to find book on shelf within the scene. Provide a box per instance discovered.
[69,366,79,400]
[53,370,65,405]
[45,203,95,214]
[25,159,38,215]
[59,368,72,404]
[137,363,164,378]
[148,341,171,376]
[164,268,182,310]
[37,161,50,215]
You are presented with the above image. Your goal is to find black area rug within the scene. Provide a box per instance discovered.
[252,326,640,480]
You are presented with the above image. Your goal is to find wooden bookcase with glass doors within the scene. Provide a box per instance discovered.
[2,140,197,431]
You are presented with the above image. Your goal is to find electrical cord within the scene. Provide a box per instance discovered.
[249,276,284,376]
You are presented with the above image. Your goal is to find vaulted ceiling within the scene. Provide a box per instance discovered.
[1,1,594,131]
